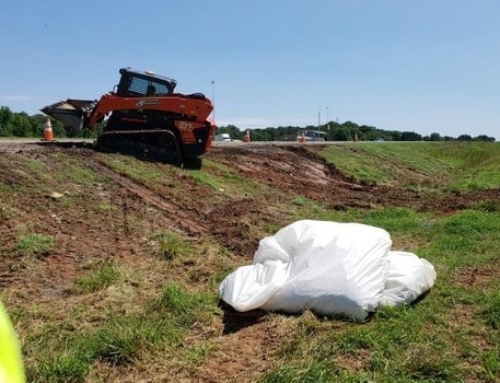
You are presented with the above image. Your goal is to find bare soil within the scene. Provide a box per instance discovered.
[1,140,499,382]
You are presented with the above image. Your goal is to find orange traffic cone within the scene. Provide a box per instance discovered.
[43,117,54,142]
[300,131,306,142]
[244,129,251,143]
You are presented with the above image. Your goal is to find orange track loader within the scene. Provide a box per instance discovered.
[41,68,215,168]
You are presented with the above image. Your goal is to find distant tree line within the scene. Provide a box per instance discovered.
[216,121,496,142]
[0,106,98,139]
[0,106,495,142]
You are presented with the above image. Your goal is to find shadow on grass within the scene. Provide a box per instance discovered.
[219,300,268,335]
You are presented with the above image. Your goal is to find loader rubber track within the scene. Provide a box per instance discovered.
[96,128,183,166]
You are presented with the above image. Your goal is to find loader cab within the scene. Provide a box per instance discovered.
[115,68,177,98]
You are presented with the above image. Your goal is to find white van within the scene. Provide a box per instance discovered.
[214,133,232,141]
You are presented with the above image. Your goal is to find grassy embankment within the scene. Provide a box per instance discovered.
[1,141,499,382]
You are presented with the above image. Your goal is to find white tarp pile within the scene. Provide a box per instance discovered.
[219,220,436,321]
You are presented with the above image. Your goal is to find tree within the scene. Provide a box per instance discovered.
[0,106,13,136]
[0,105,495,142]
[11,115,31,137]
[473,135,495,142]
[429,132,442,141]
[331,126,351,141]
[390,131,402,141]
[0,123,13,137]
[0,106,12,126]
[401,131,422,141]
[216,125,242,140]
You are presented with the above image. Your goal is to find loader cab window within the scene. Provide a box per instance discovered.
[120,75,173,97]
[129,77,169,96]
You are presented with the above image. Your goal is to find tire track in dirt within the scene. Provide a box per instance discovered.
[0,142,207,236]
[85,158,210,237]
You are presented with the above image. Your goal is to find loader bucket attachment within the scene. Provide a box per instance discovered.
[41,99,96,130]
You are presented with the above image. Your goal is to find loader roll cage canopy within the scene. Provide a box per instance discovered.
[116,68,177,97]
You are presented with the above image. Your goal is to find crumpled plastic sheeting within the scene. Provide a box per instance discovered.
[219,220,436,321]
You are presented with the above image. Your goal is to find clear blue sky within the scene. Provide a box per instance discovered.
[1,0,499,139]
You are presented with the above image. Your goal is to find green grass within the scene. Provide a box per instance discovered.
[189,159,279,200]
[24,284,218,382]
[51,154,108,185]
[3,141,500,382]
[320,142,450,185]
[148,230,195,260]
[319,141,500,191]
[100,155,164,183]
[0,203,18,219]
[189,167,226,190]
[482,290,500,330]
[146,283,217,327]
[75,261,121,294]
[13,233,54,257]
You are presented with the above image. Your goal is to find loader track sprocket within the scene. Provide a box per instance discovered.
[96,128,184,166]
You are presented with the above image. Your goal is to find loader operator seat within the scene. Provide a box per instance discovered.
[146,85,156,96]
